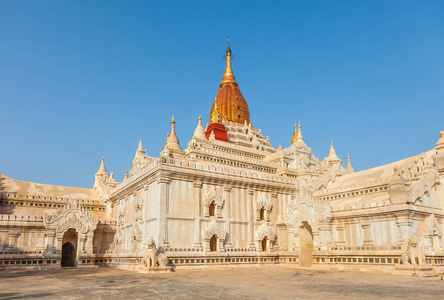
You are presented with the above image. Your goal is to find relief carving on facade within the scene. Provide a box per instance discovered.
[43,200,99,255]
[202,220,226,252]
[389,162,439,205]
[419,214,443,250]
[278,184,332,250]
[256,193,272,221]
[203,188,224,217]
[44,200,98,235]
[255,223,275,251]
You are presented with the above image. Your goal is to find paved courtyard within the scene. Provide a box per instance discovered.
[0,266,443,299]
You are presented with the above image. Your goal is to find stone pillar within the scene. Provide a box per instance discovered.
[0,230,8,250]
[247,189,255,249]
[223,186,232,248]
[193,181,202,248]
[93,231,101,254]
[156,176,170,248]
[7,232,19,250]
[106,200,114,219]
[271,192,278,249]
[312,231,319,249]
[78,233,87,253]
[318,221,331,251]
[256,239,263,252]
[85,232,94,255]
[293,230,300,252]
[335,225,346,247]
[362,224,374,246]
[269,192,276,222]
[218,237,226,252]
[396,215,413,243]
[56,235,63,255]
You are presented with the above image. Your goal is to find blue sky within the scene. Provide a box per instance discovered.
[1,1,443,188]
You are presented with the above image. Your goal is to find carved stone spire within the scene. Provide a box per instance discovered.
[165,112,181,151]
[137,138,145,153]
[107,172,117,187]
[296,121,304,142]
[93,157,109,194]
[131,138,151,176]
[329,141,338,158]
[193,113,207,140]
[346,153,355,173]
[96,157,108,176]
[326,141,341,164]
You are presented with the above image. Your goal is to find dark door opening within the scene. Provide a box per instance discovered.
[61,242,76,267]
[262,237,267,252]
[210,235,217,252]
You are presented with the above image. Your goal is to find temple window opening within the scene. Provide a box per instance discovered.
[209,202,216,216]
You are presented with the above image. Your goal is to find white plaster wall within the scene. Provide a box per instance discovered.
[230,222,248,248]
[167,219,194,248]
[168,180,193,217]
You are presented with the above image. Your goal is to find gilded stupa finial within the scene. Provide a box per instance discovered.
[221,38,237,86]
[291,121,298,144]
[211,98,222,124]
[171,108,176,123]
[226,37,232,55]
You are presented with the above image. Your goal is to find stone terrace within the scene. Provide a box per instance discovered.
[1,266,444,299]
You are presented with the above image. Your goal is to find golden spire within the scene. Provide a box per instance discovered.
[211,98,222,124]
[221,37,237,86]
[291,122,298,144]
[171,108,176,123]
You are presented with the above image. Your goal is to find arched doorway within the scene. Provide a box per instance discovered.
[210,235,217,252]
[299,221,313,267]
[61,242,76,267]
[262,237,267,252]
[62,228,78,267]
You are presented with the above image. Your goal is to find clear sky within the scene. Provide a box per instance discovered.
[1,1,443,188]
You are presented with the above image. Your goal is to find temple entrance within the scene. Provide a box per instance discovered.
[262,237,267,252]
[299,221,313,267]
[61,242,76,267]
[61,228,78,267]
[210,235,218,252]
